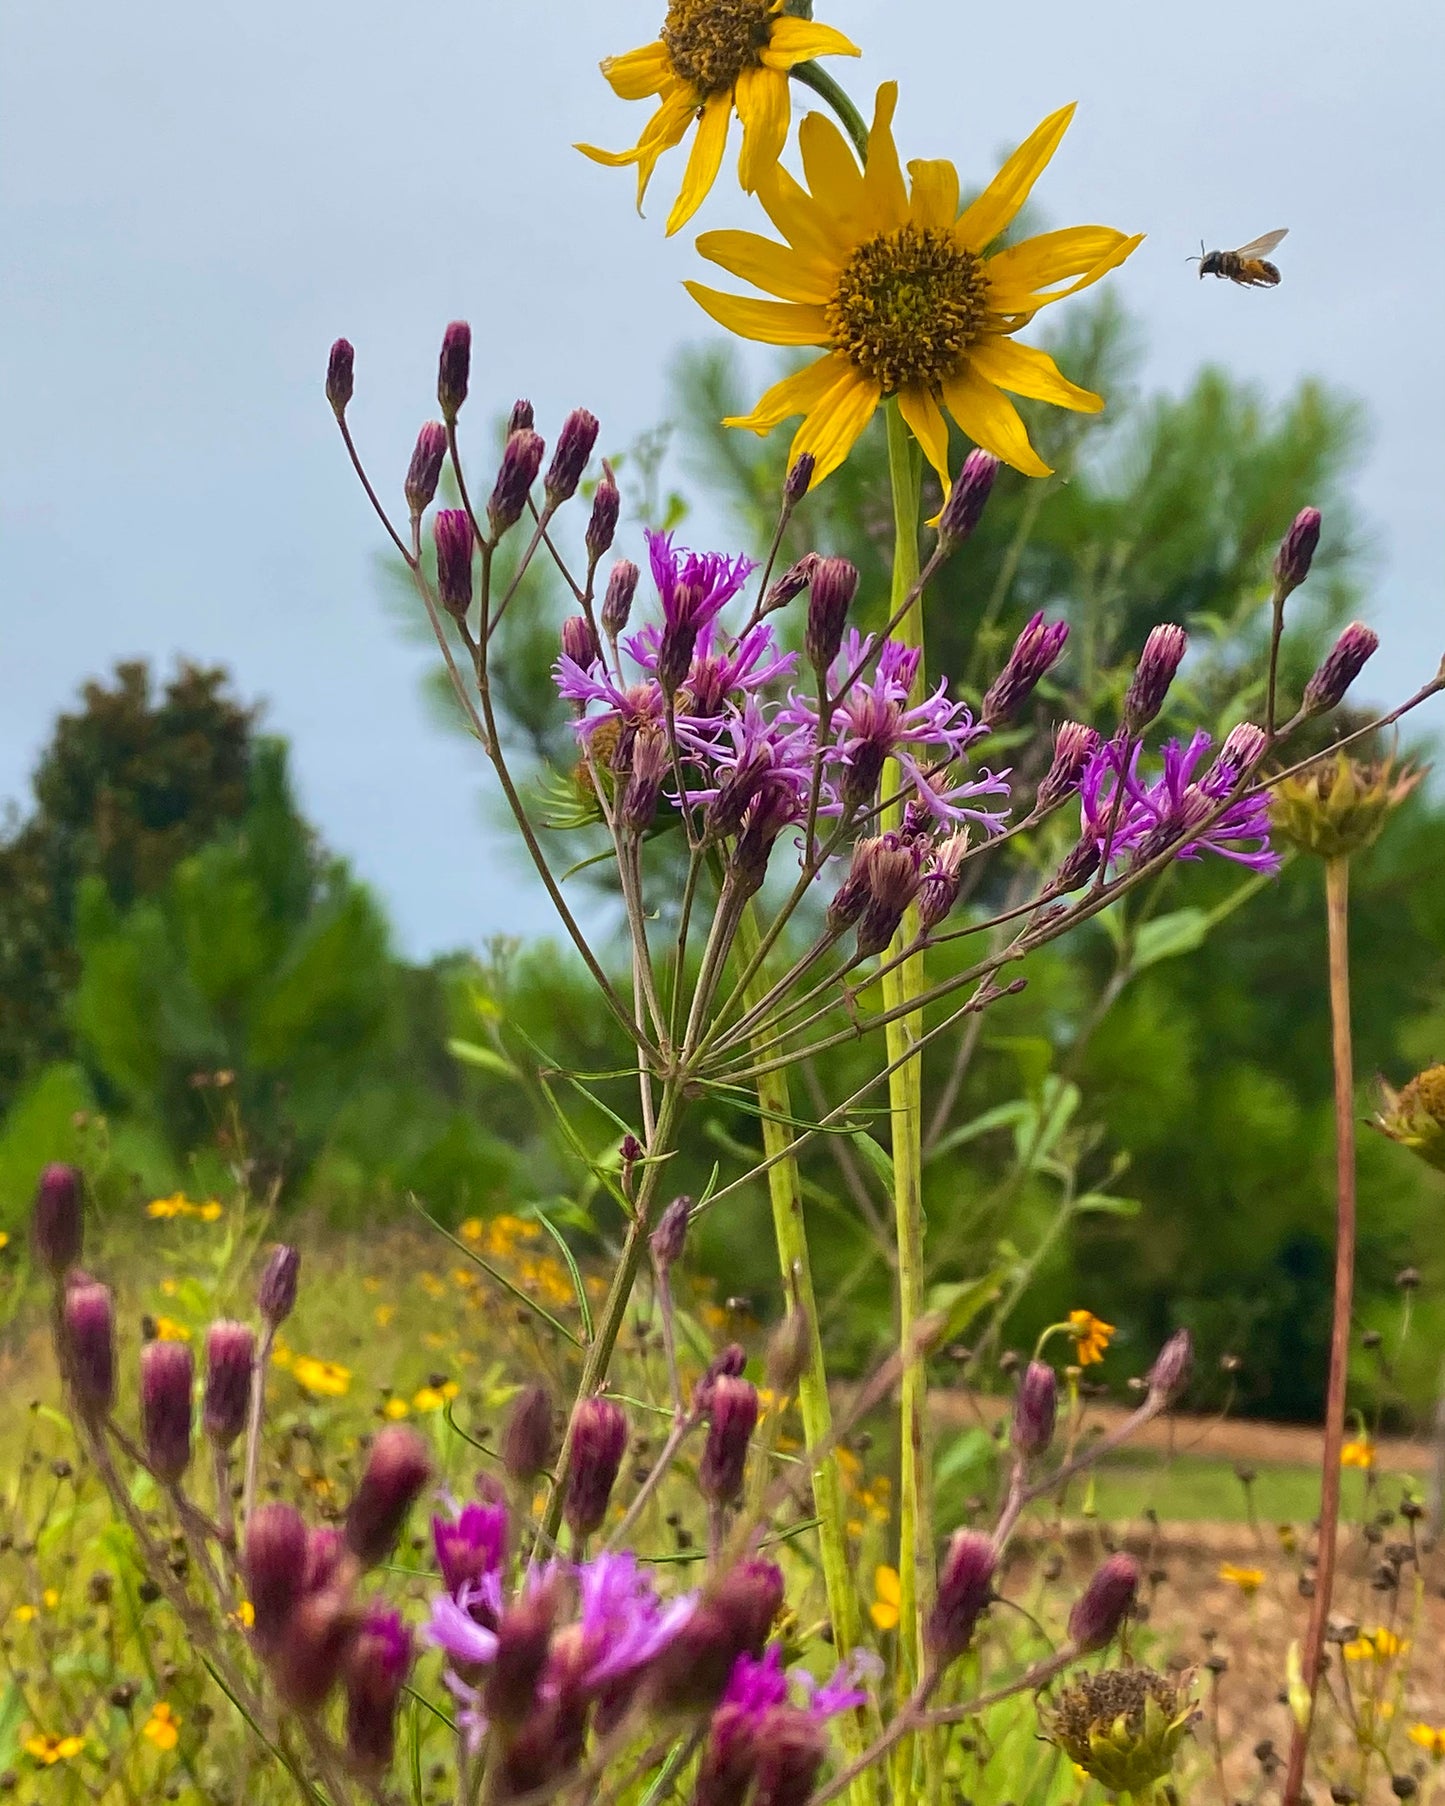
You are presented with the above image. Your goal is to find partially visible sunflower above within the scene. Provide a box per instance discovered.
[577,0,859,236]
[686,83,1143,486]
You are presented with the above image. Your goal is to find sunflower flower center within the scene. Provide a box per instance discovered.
[827,225,987,395]
[662,0,775,94]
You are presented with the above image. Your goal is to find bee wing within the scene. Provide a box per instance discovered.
[1233,228,1288,259]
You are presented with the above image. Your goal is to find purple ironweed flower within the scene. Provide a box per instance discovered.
[826,839,876,932]
[345,1426,433,1569]
[502,1383,557,1486]
[202,1320,255,1449]
[692,1345,748,1421]
[700,1376,759,1509]
[783,451,815,505]
[484,1573,561,1729]
[62,1280,115,1421]
[1037,721,1101,812]
[695,1647,875,1806]
[487,429,545,540]
[916,831,970,934]
[981,613,1069,728]
[564,1397,628,1540]
[1068,1553,1141,1652]
[1146,1328,1194,1402]
[1080,732,1280,875]
[258,1244,299,1327]
[140,1340,194,1483]
[1122,624,1188,733]
[936,448,999,547]
[560,613,601,671]
[508,399,534,434]
[650,1195,691,1271]
[1012,1360,1058,1459]
[434,510,474,617]
[426,1586,501,1673]
[732,776,810,898]
[1303,622,1378,716]
[434,1498,508,1599]
[647,530,754,641]
[244,1502,309,1652]
[928,1530,997,1666]
[404,421,448,518]
[345,1609,413,1774]
[686,700,813,841]
[650,1559,785,1715]
[586,461,620,563]
[271,1588,358,1714]
[630,620,798,721]
[1274,506,1322,595]
[33,1162,83,1278]
[601,558,640,639]
[622,727,670,833]
[854,834,924,959]
[437,321,471,422]
[326,338,354,417]
[1208,722,1268,789]
[805,557,858,675]
[544,408,599,506]
[1048,836,1102,895]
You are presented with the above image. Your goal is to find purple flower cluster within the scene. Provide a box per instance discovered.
[1079,728,1278,874]
[695,1644,878,1806]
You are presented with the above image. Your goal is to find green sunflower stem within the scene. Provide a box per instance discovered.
[734,900,881,1806]
[788,61,870,164]
[880,398,936,1805]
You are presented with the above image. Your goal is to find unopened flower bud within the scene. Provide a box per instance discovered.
[982,613,1069,728]
[62,1280,115,1421]
[766,1310,811,1395]
[805,556,859,674]
[1037,722,1100,812]
[1146,1328,1193,1402]
[656,599,703,696]
[564,1396,627,1539]
[1123,625,1188,733]
[700,1375,759,1509]
[484,1577,560,1728]
[33,1162,83,1278]
[1303,622,1379,717]
[202,1320,256,1450]
[305,1524,347,1594]
[1068,1552,1141,1652]
[560,613,600,669]
[586,461,620,563]
[345,1426,433,1569]
[622,727,669,833]
[404,421,448,518]
[752,1711,827,1806]
[326,338,355,417]
[1274,506,1322,596]
[487,429,545,540]
[1211,723,1268,787]
[855,841,923,958]
[345,1609,413,1774]
[258,1244,300,1328]
[272,1588,358,1713]
[1050,836,1101,896]
[437,321,471,423]
[916,832,969,934]
[244,1502,309,1650]
[692,1344,748,1420]
[602,559,640,639]
[928,1530,997,1666]
[650,1196,690,1271]
[502,1383,557,1486]
[434,509,474,618]
[826,839,876,932]
[937,449,999,547]
[783,451,815,505]
[508,399,534,435]
[650,1559,784,1714]
[140,1340,195,1484]
[763,553,819,617]
[545,408,599,506]
[620,1132,644,1169]
[1013,1361,1058,1459]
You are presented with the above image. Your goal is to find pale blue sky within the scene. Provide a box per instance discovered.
[3,0,1441,956]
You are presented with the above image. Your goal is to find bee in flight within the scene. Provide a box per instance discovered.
[1191,228,1288,287]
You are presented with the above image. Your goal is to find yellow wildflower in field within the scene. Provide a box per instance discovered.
[25,1732,85,1764]
[43,1588,59,1610]
[1409,1724,1445,1759]
[291,1356,352,1398]
[152,1316,192,1342]
[419,1272,447,1299]
[383,1397,411,1420]
[12,1604,37,1625]
[229,1601,255,1629]
[687,84,1140,487]
[1342,1627,1407,1663]
[870,1565,901,1632]
[1341,1438,1375,1469]
[578,0,859,235]
[1068,1309,1116,1366]
[0,1231,10,1250]
[142,1703,181,1751]
[1218,1563,1265,1596]
[412,1382,461,1414]
[374,1304,396,1329]
[147,1193,190,1219]
[194,1199,223,1222]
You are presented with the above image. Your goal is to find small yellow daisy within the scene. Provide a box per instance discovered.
[1217,1563,1266,1596]
[870,1564,901,1632]
[142,1702,181,1751]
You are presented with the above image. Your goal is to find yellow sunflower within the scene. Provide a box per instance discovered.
[1067,1308,1116,1366]
[686,83,1142,487]
[577,0,859,236]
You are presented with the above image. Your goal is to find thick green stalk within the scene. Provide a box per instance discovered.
[734,901,880,1806]
[878,400,934,1801]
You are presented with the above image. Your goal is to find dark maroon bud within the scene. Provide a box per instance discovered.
[601,559,640,639]
[560,613,601,671]
[484,1576,560,1729]
[326,338,355,417]
[437,321,471,423]
[1036,721,1101,812]
[1122,624,1188,733]
[544,408,599,507]
[508,398,534,435]
[752,1708,827,1806]
[344,1608,413,1774]
[1210,723,1267,787]
[258,1244,300,1328]
[271,1588,358,1713]
[700,1376,759,1509]
[650,1195,691,1272]
[62,1280,115,1421]
[435,508,475,618]
[766,1310,811,1395]
[620,1132,644,1168]
[586,461,621,563]
[1049,836,1101,896]
[304,1524,348,1595]
[487,429,545,540]
[502,1383,557,1486]
[33,1162,83,1278]
[650,1559,784,1715]
[140,1340,194,1484]
[656,607,702,696]
[937,448,999,547]
[695,1699,760,1806]
[1012,1360,1058,1459]
[1146,1328,1194,1402]
[404,421,448,518]
[1274,506,1322,595]
[762,552,820,617]
[692,1343,748,1420]
[1303,622,1379,716]
[244,1502,309,1650]
[622,727,670,833]
[982,612,1069,728]
[344,1426,433,1570]
[202,1320,256,1450]
[927,1530,997,1665]
[805,556,859,674]
[1068,1552,1141,1651]
[826,839,876,933]
[783,451,816,505]
[564,1397,627,1539]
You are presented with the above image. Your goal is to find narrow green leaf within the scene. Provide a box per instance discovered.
[849,1130,895,1193]
[407,1195,581,1348]
[446,1038,520,1080]
[924,1098,1032,1164]
[1132,906,1209,971]
[531,1205,594,1341]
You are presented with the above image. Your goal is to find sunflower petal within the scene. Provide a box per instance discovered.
[599,41,673,101]
[761,17,861,68]
[683,282,830,346]
[695,228,835,302]
[908,158,960,231]
[954,103,1076,251]
[788,362,882,486]
[967,336,1103,412]
[735,65,791,192]
[666,92,732,235]
[942,365,1051,477]
[859,82,908,232]
[898,385,951,490]
[987,227,1144,312]
[724,352,848,433]
[755,160,852,265]
[798,109,865,220]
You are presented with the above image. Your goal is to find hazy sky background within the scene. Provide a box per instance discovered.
[3,0,1442,958]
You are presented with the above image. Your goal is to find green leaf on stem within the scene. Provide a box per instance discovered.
[1132,906,1209,971]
